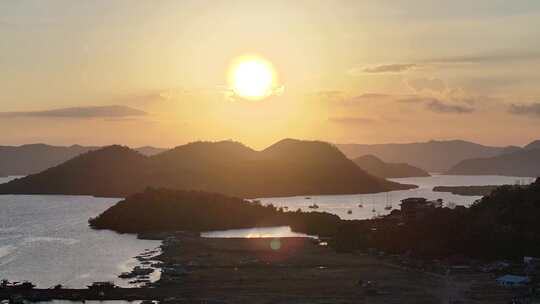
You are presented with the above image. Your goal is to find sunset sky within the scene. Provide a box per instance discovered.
[2,0,540,149]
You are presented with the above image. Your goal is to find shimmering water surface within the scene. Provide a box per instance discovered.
[0,175,534,284]
[257,174,535,220]
[0,176,161,288]
[201,226,314,238]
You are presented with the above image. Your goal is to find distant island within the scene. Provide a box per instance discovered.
[90,178,540,260]
[3,138,537,178]
[446,147,540,177]
[0,144,165,177]
[337,140,521,172]
[353,154,430,178]
[432,185,499,196]
[89,187,341,237]
[0,139,415,198]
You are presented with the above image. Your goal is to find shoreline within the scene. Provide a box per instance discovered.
[0,232,518,303]
[146,233,513,303]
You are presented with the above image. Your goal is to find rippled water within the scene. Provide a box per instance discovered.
[0,177,161,288]
[0,175,535,281]
[201,226,314,238]
[257,174,535,220]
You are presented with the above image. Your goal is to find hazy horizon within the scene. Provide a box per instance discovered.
[2,0,540,149]
[1,136,537,151]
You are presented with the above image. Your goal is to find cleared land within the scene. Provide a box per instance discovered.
[153,235,512,303]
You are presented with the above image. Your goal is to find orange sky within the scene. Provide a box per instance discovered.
[1,1,540,148]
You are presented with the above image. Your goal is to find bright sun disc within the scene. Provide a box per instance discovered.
[229,56,276,100]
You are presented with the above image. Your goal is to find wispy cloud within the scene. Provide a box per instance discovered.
[407,78,446,93]
[0,105,147,119]
[350,93,391,99]
[426,100,474,114]
[508,103,540,118]
[426,51,540,64]
[398,96,438,104]
[315,90,344,100]
[224,85,285,102]
[328,116,376,124]
[350,63,418,75]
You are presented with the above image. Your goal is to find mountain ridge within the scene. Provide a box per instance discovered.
[353,154,430,178]
[336,139,528,172]
[0,139,415,198]
[0,144,166,177]
[446,147,540,177]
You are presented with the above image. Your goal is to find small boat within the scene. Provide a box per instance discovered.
[305,197,312,200]
[347,209,353,214]
[371,208,376,213]
[308,203,319,209]
[384,192,392,210]
[358,203,363,208]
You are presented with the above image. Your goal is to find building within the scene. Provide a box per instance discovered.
[400,198,442,222]
[496,275,530,287]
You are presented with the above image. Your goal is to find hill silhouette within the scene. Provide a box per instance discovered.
[89,187,341,236]
[0,144,165,177]
[335,178,540,259]
[337,140,512,172]
[0,139,415,198]
[446,148,540,177]
[353,155,429,178]
[525,140,540,150]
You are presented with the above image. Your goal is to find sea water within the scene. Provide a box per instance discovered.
[0,176,161,288]
[256,174,535,220]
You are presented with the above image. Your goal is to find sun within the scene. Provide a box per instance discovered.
[228,55,277,100]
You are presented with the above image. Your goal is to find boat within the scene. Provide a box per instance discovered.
[87,281,118,290]
[347,209,352,214]
[384,192,392,210]
[358,203,363,208]
[371,208,376,213]
[305,197,311,200]
[308,203,319,209]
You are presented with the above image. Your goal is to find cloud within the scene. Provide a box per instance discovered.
[0,105,147,119]
[508,103,540,117]
[315,90,344,100]
[426,51,540,64]
[328,117,376,124]
[111,91,175,106]
[339,93,393,106]
[425,100,474,114]
[397,96,437,104]
[350,64,418,75]
[407,78,446,93]
[224,85,285,102]
[351,93,391,99]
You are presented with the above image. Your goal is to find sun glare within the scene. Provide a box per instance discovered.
[229,56,276,100]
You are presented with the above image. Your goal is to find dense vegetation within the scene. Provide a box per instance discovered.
[0,139,414,198]
[90,178,540,260]
[353,154,429,178]
[432,185,499,196]
[335,178,540,259]
[89,187,341,237]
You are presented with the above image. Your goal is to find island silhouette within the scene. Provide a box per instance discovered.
[0,139,415,198]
